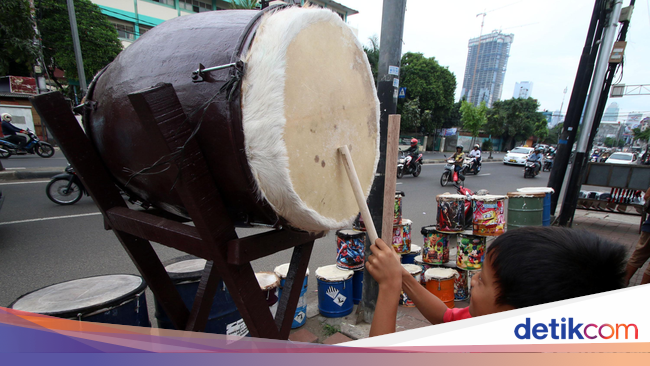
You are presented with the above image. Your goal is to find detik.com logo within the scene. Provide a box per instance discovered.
[515,318,638,340]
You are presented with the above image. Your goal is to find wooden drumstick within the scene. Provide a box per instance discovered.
[338,145,379,245]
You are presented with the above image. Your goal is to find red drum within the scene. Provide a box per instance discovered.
[82,7,379,232]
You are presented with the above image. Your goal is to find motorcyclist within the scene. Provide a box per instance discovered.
[1,113,28,151]
[468,144,481,171]
[528,147,544,175]
[451,145,466,181]
[404,138,420,167]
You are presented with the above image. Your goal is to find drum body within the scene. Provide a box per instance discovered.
[154,257,247,335]
[457,234,486,270]
[424,268,457,308]
[466,269,480,299]
[414,255,438,284]
[315,265,353,318]
[274,264,308,328]
[507,192,545,229]
[392,219,412,254]
[472,195,507,236]
[394,191,405,224]
[10,275,150,327]
[335,229,365,270]
[454,268,469,301]
[401,244,421,264]
[421,226,450,264]
[83,7,380,233]
[352,270,363,305]
[400,264,422,307]
[436,194,466,232]
[516,187,555,226]
[255,272,280,318]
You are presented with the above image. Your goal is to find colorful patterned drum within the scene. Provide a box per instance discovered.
[436,194,466,232]
[400,264,422,307]
[424,268,458,309]
[335,229,365,270]
[454,268,469,301]
[401,244,421,264]
[467,269,481,299]
[392,219,412,254]
[394,191,405,224]
[472,195,507,236]
[421,225,450,264]
[457,234,486,270]
[414,255,438,284]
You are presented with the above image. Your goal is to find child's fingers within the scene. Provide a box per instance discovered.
[374,238,390,251]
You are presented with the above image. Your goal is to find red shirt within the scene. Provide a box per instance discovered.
[443,307,472,322]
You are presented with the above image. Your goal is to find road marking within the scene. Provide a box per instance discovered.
[5,167,26,170]
[0,180,50,186]
[0,212,102,226]
[396,182,403,185]
[477,173,491,176]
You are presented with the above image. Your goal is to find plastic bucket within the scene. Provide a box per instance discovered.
[401,244,421,265]
[352,269,363,305]
[274,263,309,328]
[506,192,546,229]
[516,187,555,226]
[315,265,354,318]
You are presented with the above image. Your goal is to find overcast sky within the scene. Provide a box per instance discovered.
[340,0,650,121]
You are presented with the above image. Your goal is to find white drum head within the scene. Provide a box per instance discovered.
[255,272,280,291]
[165,259,207,274]
[274,263,310,279]
[241,7,380,232]
[424,268,458,281]
[315,264,353,281]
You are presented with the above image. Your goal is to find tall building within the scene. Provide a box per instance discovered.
[460,30,514,107]
[513,81,533,99]
[602,102,619,122]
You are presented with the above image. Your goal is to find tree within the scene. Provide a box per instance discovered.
[401,98,422,132]
[230,0,260,9]
[632,127,650,146]
[362,35,379,85]
[486,97,546,151]
[460,100,487,146]
[0,0,38,76]
[398,52,456,135]
[533,118,549,145]
[546,122,563,145]
[35,0,122,96]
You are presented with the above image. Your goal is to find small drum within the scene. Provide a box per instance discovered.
[424,268,458,309]
[255,272,280,317]
[414,255,438,284]
[10,274,150,327]
[400,264,422,307]
[516,187,555,226]
[421,226,450,264]
[401,244,421,265]
[457,234,486,270]
[315,265,354,318]
[352,269,363,305]
[507,192,546,229]
[154,257,246,335]
[471,195,507,236]
[466,269,481,299]
[392,218,412,254]
[454,268,469,301]
[394,191,405,223]
[436,194,466,232]
[274,263,309,329]
[335,229,366,270]
[84,7,380,232]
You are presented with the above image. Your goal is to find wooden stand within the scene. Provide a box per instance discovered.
[30,85,322,340]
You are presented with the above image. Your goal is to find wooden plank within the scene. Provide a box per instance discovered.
[381,115,401,245]
[274,242,313,338]
[185,260,221,332]
[227,229,323,265]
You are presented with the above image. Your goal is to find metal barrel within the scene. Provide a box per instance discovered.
[516,187,555,226]
[506,192,546,229]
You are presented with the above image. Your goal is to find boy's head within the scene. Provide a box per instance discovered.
[469,227,626,316]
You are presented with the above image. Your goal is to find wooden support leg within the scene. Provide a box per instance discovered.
[274,241,314,338]
[185,260,221,332]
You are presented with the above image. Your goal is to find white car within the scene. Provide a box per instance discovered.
[605,152,636,165]
[503,147,534,165]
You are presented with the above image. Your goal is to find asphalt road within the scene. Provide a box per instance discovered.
[0,157,551,325]
[0,149,69,169]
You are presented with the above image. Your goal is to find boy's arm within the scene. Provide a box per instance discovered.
[401,270,449,325]
[367,238,403,337]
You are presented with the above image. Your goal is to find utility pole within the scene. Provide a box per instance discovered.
[558,0,625,226]
[360,0,407,325]
[66,0,87,96]
[547,0,607,215]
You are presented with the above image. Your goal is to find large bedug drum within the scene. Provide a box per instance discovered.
[83,6,380,232]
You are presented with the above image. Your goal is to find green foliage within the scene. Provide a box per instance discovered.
[322,324,340,337]
[533,118,549,143]
[486,97,546,151]
[460,100,487,138]
[230,0,260,9]
[36,0,122,93]
[546,122,563,145]
[362,35,379,85]
[0,0,38,76]
[399,52,456,134]
[632,127,650,143]
[444,100,462,128]
[604,137,624,148]
[481,139,493,152]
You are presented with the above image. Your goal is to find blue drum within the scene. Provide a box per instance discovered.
[274,263,309,328]
[10,274,150,327]
[315,265,354,318]
[401,244,421,265]
[154,257,248,336]
[352,269,363,305]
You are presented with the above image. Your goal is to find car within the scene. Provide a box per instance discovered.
[503,147,534,165]
[605,152,636,165]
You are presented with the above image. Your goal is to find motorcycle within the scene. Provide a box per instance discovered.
[456,184,475,230]
[543,154,554,172]
[46,165,87,205]
[0,129,55,158]
[524,160,540,178]
[397,151,423,178]
[440,157,464,187]
[464,156,481,175]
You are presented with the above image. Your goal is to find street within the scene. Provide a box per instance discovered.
[0,156,551,324]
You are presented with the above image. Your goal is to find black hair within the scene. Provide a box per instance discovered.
[487,226,626,309]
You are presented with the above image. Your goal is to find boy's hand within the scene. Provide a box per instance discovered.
[366,238,402,290]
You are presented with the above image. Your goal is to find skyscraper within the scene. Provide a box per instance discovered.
[513,81,533,99]
[461,30,514,107]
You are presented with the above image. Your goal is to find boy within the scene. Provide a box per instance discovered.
[366,227,627,337]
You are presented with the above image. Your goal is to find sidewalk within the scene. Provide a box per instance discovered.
[291,209,649,344]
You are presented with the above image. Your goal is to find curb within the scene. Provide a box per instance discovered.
[0,168,61,182]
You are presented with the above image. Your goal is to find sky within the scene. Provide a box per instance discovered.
[339,0,650,122]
